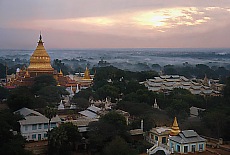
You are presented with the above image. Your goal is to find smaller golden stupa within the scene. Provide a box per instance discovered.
[58,69,63,76]
[170,117,180,136]
[83,67,91,79]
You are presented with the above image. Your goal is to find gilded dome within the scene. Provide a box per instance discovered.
[28,34,54,71]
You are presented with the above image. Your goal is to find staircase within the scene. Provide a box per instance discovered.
[147,143,171,155]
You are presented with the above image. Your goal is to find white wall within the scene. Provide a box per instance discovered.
[20,122,58,141]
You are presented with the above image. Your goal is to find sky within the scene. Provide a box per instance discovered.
[0,0,230,49]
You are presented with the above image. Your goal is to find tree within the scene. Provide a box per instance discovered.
[32,74,57,93]
[0,110,32,155]
[97,84,120,102]
[73,88,97,100]
[103,136,137,155]
[48,122,81,155]
[71,97,90,110]
[0,63,6,78]
[165,99,189,120]
[88,111,130,152]
[0,86,9,100]
[52,59,70,75]
[37,86,69,103]
[7,86,35,111]
[60,122,81,151]
[152,64,162,72]
[48,126,68,155]
[45,106,57,131]
[163,65,178,75]
[223,77,230,100]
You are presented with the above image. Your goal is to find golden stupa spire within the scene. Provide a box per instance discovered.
[170,117,180,136]
[38,31,44,45]
[59,69,63,76]
[83,67,91,79]
[57,82,61,86]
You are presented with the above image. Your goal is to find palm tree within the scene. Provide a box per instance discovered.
[45,106,57,131]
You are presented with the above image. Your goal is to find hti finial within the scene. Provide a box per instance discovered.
[39,31,42,41]
[38,31,44,44]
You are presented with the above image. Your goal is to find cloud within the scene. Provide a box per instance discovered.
[1,0,230,48]
[9,7,229,35]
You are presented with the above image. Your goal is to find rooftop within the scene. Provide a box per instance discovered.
[169,130,206,144]
[14,107,43,117]
[19,115,61,125]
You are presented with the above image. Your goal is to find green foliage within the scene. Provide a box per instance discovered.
[37,86,68,103]
[0,63,6,78]
[71,97,90,110]
[31,74,69,104]
[45,106,57,131]
[52,59,70,75]
[48,125,69,155]
[135,70,158,81]
[0,110,31,155]
[73,88,97,100]
[162,63,230,79]
[132,140,152,154]
[165,99,189,120]
[163,65,178,75]
[0,86,9,100]
[202,106,230,139]
[32,74,57,93]
[152,64,162,72]
[223,77,230,100]
[123,80,146,94]
[93,66,158,84]
[7,86,35,111]
[88,111,130,152]
[97,84,120,102]
[117,101,151,116]
[48,122,81,155]
[117,101,170,130]
[103,136,137,155]
[101,111,127,127]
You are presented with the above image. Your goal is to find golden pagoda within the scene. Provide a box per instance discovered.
[170,117,180,136]
[27,33,54,77]
[83,67,91,79]
[9,33,86,88]
[58,69,63,77]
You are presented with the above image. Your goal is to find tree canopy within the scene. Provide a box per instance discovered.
[0,86,9,100]
[48,122,81,155]
[88,111,130,152]
[103,136,137,155]
[7,86,35,111]
[0,110,32,155]
[32,74,57,93]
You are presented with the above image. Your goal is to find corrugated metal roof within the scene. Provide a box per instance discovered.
[14,107,43,117]
[169,130,206,144]
[87,105,101,113]
[79,110,98,119]
[19,115,61,125]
